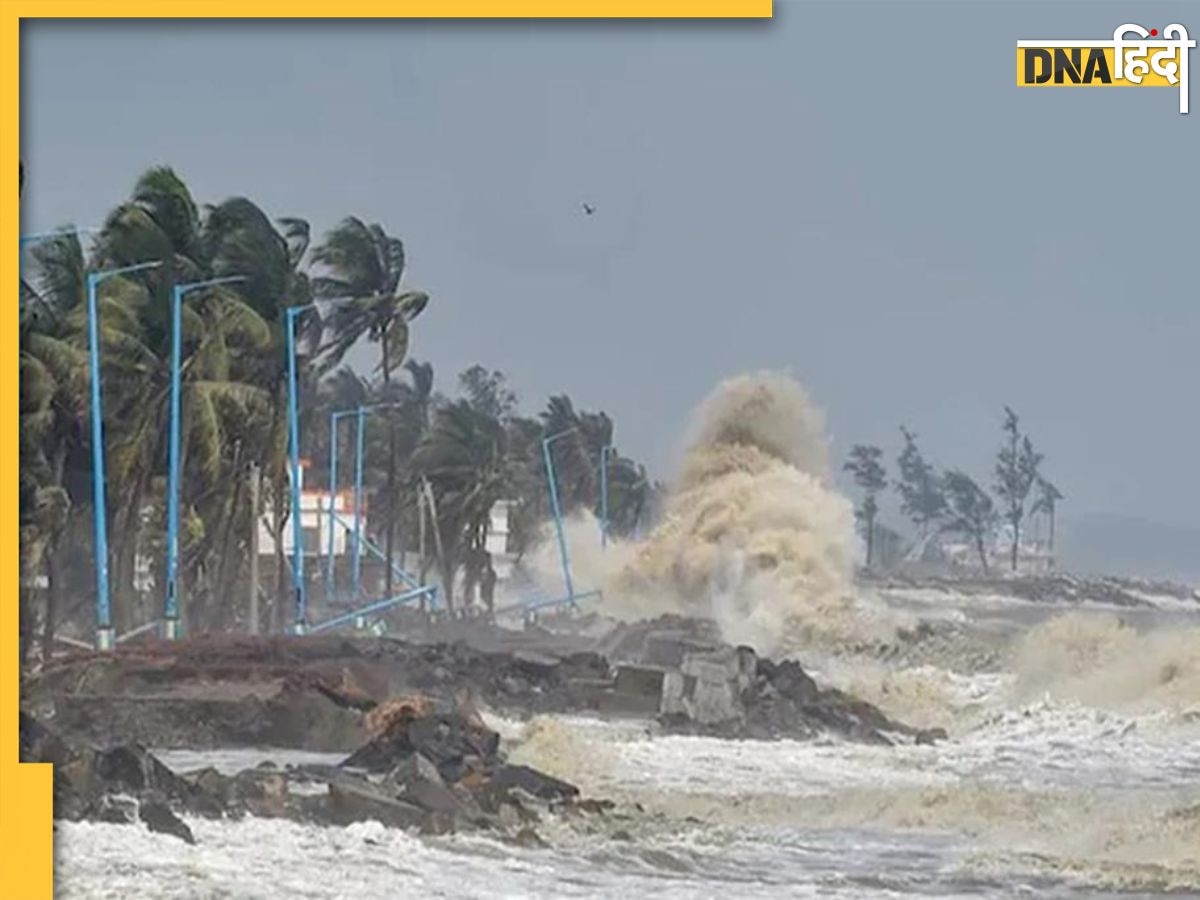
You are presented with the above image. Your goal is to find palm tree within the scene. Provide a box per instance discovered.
[311,217,429,598]
[203,196,314,629]
[21,230,91,655]
[602,453,650,539]
[412,399,511,611]
[87,177,278,630]
[539,395,614,514]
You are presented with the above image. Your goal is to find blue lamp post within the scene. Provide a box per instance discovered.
[86,260,163,650]
[542,429,578,603]
[163,276,246,640]
[352,405,367,603]
[284,297,391,633]
[284,305,311,633]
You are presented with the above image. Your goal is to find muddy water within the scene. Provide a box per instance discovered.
[56,583,1199,898]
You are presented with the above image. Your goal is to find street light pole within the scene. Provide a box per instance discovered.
[283,296,378,634]
[352,406,367,604]
[285,305,308,633]
[86,260,163,650]
[164,276,245,640]
[542,429,577,602]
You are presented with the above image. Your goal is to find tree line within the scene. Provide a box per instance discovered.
[19,166,657,658]
[843,408,1062,572]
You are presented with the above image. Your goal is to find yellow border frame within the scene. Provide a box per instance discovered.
[3,3,770,896]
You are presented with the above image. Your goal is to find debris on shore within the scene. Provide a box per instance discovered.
[26,617,941,754]
[20,693,596,846]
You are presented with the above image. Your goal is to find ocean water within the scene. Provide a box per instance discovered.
[54,587,1200,899]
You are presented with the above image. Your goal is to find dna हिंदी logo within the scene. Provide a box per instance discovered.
[1017,23,1195,114]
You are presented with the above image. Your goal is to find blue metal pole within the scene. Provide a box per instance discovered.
[286,307,306,632]
[330,511,420,589]
[352,407,366,602]
[325,410,341,599]
[86,273,113,651]
[164,277,245,640]
[86,260,162,650]
[542,432,575,601]
[164,284,184,639]
[600,445,611,549]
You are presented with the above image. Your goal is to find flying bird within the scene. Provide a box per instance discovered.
[581,203,595,216]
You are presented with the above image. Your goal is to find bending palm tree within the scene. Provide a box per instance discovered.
[311,217,429,598]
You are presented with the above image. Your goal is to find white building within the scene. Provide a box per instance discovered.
[485,499,517,579]
[258,459,366,558]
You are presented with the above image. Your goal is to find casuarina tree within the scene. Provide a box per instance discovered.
[993,407,1043,572]
[843,444,887,567]
[942,470,997,571]
[895,427,946,539]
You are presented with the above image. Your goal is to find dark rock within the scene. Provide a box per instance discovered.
[178,768,232,818]
[93,795,138,824]
[403,779,466,818]
[559,651,610,681]
[234,769,289,818]
[344,706,500,780]
[326,776,426,830]
[383,753,444,792]
[95,744,192,803]
[489,765,579,802]
[139,796,195,844]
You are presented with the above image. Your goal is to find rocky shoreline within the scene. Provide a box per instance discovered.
[22,616,945,844]
[21,694,597,847]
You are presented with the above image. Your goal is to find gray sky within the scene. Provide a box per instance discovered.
[21,3,1200,533]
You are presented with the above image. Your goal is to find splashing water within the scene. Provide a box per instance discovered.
[605,372,895,656]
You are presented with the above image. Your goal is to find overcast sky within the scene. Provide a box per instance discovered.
[21,3,1199,532]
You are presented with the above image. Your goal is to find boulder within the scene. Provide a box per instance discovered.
[383,753,444,792]
[139,795,195,845]
[344,702,500,781]
[93,795,138,825]
[488,764,579,802]
[234,769,290,818]
[325,776,426,830]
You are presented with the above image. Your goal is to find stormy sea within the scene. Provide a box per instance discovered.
[49,374,1200,898]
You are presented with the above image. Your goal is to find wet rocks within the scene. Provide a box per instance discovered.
[343,696,499,779]
[20,712,213,841]
[138,795,195,844]
[333,694,581,835]
[592,620,929,743]
[22,701,599,845]
[325,777,427,830]
[26,617,943,761]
